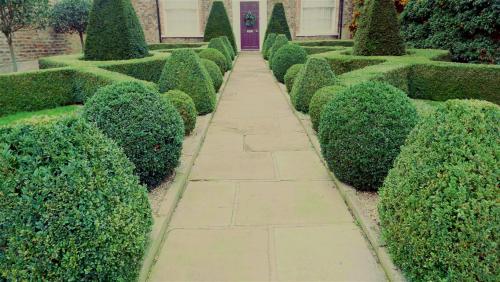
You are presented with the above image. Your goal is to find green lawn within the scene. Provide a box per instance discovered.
[0,105,82,127]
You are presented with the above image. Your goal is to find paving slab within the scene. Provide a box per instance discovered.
[273,150,331,180]
[244,132,311,152]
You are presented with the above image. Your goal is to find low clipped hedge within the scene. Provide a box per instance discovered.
[309,85,346,132]
[271,43,308,83]
[291,57,338,113]
[268,34,289,64]
[100,56,167,83]
[201,58,224,92]
[158,49,216,115]
[208,38,232,70]
[0,117,152,280]
[262,33,277,59]
[199,48,228,73]
[319,81,418,191]
[162,90,197,136]
[379,100,499,281]
[284,64,303,92]
[148,42,207,50]
[83,82,184,188]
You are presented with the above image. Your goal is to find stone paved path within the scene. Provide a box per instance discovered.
[149,52,386,281]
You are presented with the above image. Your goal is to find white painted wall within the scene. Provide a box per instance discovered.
[232,0,268,51]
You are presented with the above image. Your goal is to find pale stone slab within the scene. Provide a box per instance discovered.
[273,151,331,180]
[273,225,386,281]
[244,132,312,152]
[150,228,270,281]
[211,117,281,135]
[169,181,236,228]
[235,181,353,226]
[190,152,276,180]
[278,116,306,133]
[198,128,244,154]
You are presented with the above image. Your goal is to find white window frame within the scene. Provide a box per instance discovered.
[162,0,202,37]
[298,0,339,36]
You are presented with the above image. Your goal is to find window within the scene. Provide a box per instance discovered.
[164,0,200,37]
[300,0,337,36]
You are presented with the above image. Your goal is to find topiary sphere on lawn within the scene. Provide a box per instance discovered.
[199,48,228,73]
[318,81,418,191]
[379,99,499,281]
[201,58,224,92]
[0,118,152,281]
[83,81,184,188]
[309,85,346,132]
[271,43,308,83]
[284,63,303,92]
[162,90,197,136]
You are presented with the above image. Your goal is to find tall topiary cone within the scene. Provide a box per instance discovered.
[265,3,292,40]
[84,0,148,60]
[204,1,237,53]
[353,0,405,56]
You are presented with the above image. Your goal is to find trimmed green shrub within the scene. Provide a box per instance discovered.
[0,118,152,280]
[284,63,303,92]
[208,37,232,70]
[100,56,168,83]
[162,90,197,136]
[309,85,346,132]
[319,81,418,191]
[353,0,405,56]
[291,57,338,113]
[201,58,224,92]
[295,40,354,47]
[83,81,184,188]
[148,42,207,50]
[379,99,499,281]
[158,49,217,115]
[265,3,292,40]
[262,33,276,59]
[271,43,308,83]
[268,34,289,64]
[199,48,228,73]
[221,35,236,59]
[203,1,237,52]
[84,0,148,60]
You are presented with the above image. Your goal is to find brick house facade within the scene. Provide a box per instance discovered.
[0,0,353,68]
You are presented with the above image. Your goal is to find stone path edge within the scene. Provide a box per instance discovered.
[269,64,406,282]
[138,56,239,282]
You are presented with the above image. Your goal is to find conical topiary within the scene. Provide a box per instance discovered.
[208,37,232,70]
[353,0,405,56]
[268,34,288,66]
[204,1,237,52]
[265,3,292,40]
[262,33,277,59]
[158,49,216,115]
[84,0,148,60]
[220,36,235,59]
[291,57,338,113]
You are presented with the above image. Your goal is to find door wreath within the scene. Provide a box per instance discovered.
[244,11,256,27]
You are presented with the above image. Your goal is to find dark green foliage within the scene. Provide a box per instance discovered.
[262,33,276,59]
[284,63,303,92]
[271,43,308,83]
[162,90,197,136]
[379,99,500,281]
[295,40,354,47]
[265,3,292,40]
[84,0,148,60]
[83,81,184,188]
[101,56,168,83]
[268,34,289,64]
[353,0,405,56]
[291,57,338,113]
[50,0,92,48]
[201,58,224,92]
[208,37,232,70]
[199,48,228,73]
[148,42,207,50]
[203,1,237,52]
[303,46,340,55]
[319,81,418,191]
[221,35,236,59]
[309,85,346,132]
[402,0,499,64]
[323,56,385,75]
[0,118,152,280]
[158,49,217,115]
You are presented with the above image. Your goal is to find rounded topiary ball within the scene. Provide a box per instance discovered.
[284,63,303,92]
[309,85,345,132]
[379,100,499,281]
[83,81,184,188]
[201,58,223,92]
[199,48,228,73]
[0,118,152,281]
[271,43,308,83]
[162,90,197,136]
[318,81,418,191]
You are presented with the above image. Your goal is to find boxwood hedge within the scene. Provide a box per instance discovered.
[262,33,277,60]
[0,117,152,280]
[201,58,224,92]
[162,90,197,136]
[221,36,236,59]
[158,49,217,115]
[199,48,228,73]
[284,63,303,92]
[319,81,418,191]
[83,81,184,188]
[265,3,292,40]
[268,34,289,64]
[379,99,499,281]
[203,1,237,52]
[208,38,233,70]
[309,85,346,132]
[271,43,308,83]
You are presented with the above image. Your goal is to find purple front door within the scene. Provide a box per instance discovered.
[240,2,260,50]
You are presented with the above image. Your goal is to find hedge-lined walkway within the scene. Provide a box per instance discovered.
[149,52,386,281]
